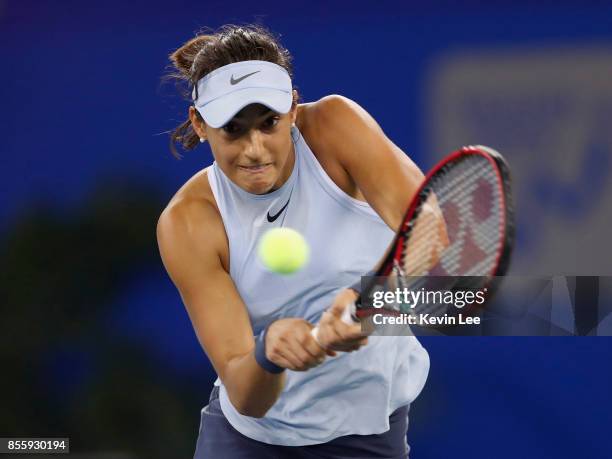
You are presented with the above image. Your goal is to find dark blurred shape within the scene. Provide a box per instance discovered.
[568,276,600,336]
[0,179,208,458]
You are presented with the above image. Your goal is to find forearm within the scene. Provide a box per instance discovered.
[219,317,330,417]
[221,346,286,418]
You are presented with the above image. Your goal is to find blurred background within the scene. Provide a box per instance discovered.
[2,0,612,457]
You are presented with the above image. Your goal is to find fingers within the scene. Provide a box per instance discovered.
[268,352,299,371]
[326,332,368,352]
[329,299,348,317]
[325,348,338,357]
[329,289,359,318]
[323,309,367,341]
[278,346,316,371]
[318,308,369,352]
[265,320,328,372]
[268,342,318,372]
[262,294,370,373]
[302,330,327,361]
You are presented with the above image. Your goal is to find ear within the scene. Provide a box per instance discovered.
[189,106,208,141]
[290,89,299,124]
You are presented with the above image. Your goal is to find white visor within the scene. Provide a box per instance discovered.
[192,60,292,128]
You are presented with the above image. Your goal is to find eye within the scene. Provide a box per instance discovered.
[262,115,280,129]
[222,121,241,135]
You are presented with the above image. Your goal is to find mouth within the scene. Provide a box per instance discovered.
[238,163,272,173]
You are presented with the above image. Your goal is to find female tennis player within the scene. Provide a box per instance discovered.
[157,25,430,459]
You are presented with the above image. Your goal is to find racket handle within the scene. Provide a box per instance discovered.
[310,302,359,345]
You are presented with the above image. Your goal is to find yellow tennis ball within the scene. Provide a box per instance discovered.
[258,228,310,275]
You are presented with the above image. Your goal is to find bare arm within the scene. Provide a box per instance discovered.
[156,197,287,417]
[310,96,447,275]
[306,96,448,349]
[311,95,425,232]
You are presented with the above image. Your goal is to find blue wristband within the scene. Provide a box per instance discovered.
[254,326,285,374]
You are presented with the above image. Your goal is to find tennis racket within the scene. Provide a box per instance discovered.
[312,145,514,336]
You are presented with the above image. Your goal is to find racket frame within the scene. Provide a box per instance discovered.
[354,145,515,320]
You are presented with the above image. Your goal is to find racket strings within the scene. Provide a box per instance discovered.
[392,155,504,316]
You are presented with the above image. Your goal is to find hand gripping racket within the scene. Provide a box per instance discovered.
[312,145,514,339]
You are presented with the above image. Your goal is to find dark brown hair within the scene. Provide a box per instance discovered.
[166,25,295,157]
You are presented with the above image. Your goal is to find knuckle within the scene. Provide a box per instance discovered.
[266,349,280,362]
[335,329,349,341]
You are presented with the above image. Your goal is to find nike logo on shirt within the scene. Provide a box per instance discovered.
[267,199,290,222]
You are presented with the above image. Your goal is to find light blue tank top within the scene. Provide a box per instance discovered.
[206,126,430,446]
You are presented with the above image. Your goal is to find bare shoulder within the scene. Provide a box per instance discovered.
[296,95,386,200]
[157,168,229,273]
[298,95,387,162]
[300,95,373,135]
[158,168,217,234]
[298,95,423,229]
[299,94,412,166]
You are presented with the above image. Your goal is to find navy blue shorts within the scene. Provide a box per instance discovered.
[194,387,410,459]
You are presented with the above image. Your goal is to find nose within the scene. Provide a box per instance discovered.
[243,129,266,161]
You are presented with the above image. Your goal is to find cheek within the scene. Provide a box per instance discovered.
[271,131,293,158]
[210,142,240,166]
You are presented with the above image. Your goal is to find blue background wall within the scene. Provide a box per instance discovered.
[2,1,612,457]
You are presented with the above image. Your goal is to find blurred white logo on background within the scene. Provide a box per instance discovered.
[426,47,612,275]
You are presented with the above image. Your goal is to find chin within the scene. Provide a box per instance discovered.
[235,169,279,195]
[241,177,276,195]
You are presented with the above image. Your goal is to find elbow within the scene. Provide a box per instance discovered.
[227,384,277,418]
[221,357,285,418]
[233,400,271,418]
[226,384,273,418]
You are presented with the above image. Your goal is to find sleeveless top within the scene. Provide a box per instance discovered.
[205,126,430,446]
